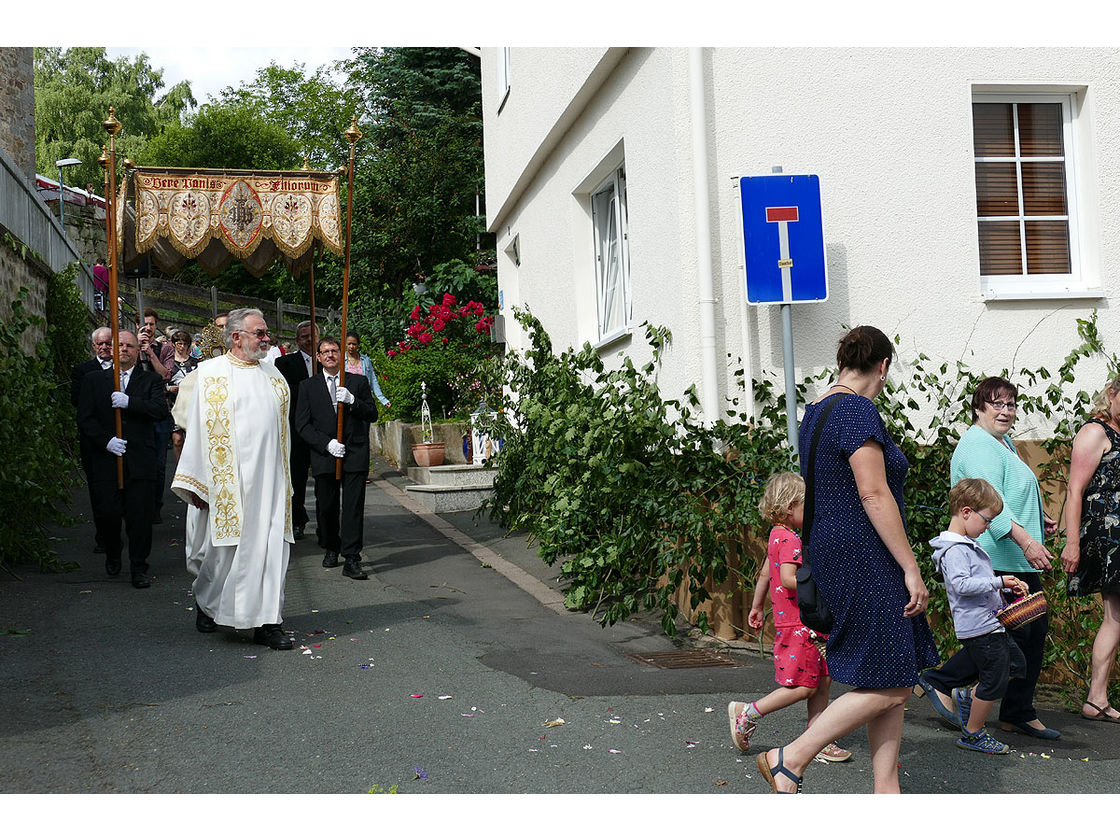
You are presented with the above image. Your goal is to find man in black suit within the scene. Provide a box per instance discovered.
[274,320,317,539]
[71,327,114,554]
[77,330,169,588]
[295,336,379,580]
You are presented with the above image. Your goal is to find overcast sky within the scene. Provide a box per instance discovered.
[104,46,356,106]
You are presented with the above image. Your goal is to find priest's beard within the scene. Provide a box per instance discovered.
[245,344,270,362]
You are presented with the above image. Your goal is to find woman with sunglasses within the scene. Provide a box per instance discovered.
[916,376,1060,740]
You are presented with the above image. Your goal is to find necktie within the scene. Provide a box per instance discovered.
[305,354,312,376]
[121,370,130,391]
[328,375,337,410]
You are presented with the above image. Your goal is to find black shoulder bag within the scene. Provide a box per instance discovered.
[795,394,846,635]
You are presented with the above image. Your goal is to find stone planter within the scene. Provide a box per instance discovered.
[411,441,446,467]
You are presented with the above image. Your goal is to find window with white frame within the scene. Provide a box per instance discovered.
[591,164,631,342]
[972,92,1083,296]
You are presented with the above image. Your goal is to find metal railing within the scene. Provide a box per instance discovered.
[0,145,96,307]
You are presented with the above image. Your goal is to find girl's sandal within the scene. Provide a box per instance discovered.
[756,747,803,793]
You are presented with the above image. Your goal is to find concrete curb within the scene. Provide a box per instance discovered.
[371,475,569,614]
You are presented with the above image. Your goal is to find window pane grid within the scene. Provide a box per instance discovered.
[973,100,1070,277]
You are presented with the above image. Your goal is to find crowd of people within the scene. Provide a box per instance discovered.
[71,307,383,651]
[730,325,1120,794]
[70,312,1120,792]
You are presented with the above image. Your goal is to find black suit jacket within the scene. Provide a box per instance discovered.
[72,358,108,471]
[295,372,378,475]
[275,351,313,451]
[77,365,169,483]
[71,358,106,407]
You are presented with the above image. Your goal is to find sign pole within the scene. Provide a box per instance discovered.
[781,302,799,460]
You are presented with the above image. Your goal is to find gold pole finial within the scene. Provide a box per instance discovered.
[103,107,122,136]
[98,145,109,169]
[344,117,362,145]
[301,158,311,171]
[123,158,134,170]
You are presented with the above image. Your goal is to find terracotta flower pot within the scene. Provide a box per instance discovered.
[412,441,445,467]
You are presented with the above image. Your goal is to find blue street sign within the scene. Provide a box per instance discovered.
[738,174,828,305]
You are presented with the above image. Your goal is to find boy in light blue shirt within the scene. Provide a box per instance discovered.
[929,478,1028,755]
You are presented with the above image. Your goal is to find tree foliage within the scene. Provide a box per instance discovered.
[217,60,364,170]
[34,46,491,360]
[33,47,195,192]
[143,101,301,171]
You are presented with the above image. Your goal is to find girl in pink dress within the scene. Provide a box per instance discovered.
[728,472,852,762]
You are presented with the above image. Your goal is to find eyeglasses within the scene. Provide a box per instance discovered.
[238,329,271,338]
[976,511,995,525]
[986,400,1018,411]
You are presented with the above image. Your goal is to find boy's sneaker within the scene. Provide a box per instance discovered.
[956,728,1010,755]
[953,687,974,732]
[727,701,758,752]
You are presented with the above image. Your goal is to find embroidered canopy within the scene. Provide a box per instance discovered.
[117,166,344,277]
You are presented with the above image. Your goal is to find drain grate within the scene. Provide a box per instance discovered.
[624,650,747,669]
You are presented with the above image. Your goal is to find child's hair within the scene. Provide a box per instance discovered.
[948,477,1004,517]
[758,472,806,523]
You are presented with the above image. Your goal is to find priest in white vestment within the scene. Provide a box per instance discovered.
[171,308,295,650]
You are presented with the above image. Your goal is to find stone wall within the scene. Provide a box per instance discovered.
[0,48,35,180]
[372,420,470,469]
[0,233,49,351]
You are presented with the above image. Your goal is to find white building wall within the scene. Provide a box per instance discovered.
[484,47,1120,435]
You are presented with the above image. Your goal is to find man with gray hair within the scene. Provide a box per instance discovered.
[72,326,115,554]
[172,308,295,650]
[275,319,318,539]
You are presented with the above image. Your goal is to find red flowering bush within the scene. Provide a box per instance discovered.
[380,293,498,421]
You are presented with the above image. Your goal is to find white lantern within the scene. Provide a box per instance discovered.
[470,399,500,465]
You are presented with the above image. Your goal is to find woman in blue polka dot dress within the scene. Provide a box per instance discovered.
[757,325,940,794]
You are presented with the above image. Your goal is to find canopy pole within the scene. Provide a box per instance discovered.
[101,109,124,489]
[308,249,318,376]
[336,118,362,479]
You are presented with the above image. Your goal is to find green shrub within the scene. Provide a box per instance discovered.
[0,284,83,572]
[378,293,498,421]
[483,307,1120,704]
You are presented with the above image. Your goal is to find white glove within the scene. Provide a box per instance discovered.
[106,437,127,456]
[334,386,355,405]
[111,391,130,409]
[327,439,346,458]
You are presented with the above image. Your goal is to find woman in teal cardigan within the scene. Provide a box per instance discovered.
[916,376,1060,740]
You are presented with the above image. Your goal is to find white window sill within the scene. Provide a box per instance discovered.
[982,288,1105,302]
[594,328,632,352]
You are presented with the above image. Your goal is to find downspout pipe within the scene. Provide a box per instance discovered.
[689,47,720,426]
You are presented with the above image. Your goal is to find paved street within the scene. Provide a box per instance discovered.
[2,455,1118,806]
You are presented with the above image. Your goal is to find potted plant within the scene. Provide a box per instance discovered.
[410,381,445,467]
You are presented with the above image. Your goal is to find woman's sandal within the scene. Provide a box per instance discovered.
[1081,701,1120,723]
[756,746,803,793]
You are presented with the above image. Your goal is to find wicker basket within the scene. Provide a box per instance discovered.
[995,591,1048,630]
